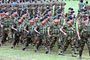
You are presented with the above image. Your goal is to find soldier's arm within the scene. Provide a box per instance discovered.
[11,25,17,31]
[34,26,40,34]
[0,23,3,28]
[76,21,81,40]
[60,25,67,36]
[48,26,51,36]
[24,27,29,33]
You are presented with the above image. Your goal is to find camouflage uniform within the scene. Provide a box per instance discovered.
[79,19,90,58]
[34,22,47,52]
[49,24,61,53]
[0,11,10,45]
[63,22,76,57]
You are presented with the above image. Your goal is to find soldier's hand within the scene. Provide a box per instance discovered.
[27,31,29,33]
[78,36,81,40]
[48,34,51,37]
[64,33,67,36]
[0,24,3,28]
[38,32,40,34]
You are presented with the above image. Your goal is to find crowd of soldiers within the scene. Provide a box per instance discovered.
[0,0,90,59]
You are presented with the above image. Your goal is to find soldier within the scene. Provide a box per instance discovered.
[76,9,90,59]
[11,9,18,40]
[22,16,34,50]
[60,14,77,57]
[48,15,63,55]
[0,8,10,46]
[11,18,21,48]
[34,16,47,52]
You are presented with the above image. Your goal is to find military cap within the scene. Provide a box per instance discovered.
[69,8,73,11]
[83,15,87,18]
[54,17,57,19]
[81,9,84,11]
[11,9,17,14]
[34,16,37,18]
[43,15,48,20]
[46,6,50,9]
[18,17,20,20]
[29,16,33,20]
[40,18,44,22]
[86,1,88,4]
[67,16,72,21]
[57,15,61,19]
[70,11,75,15]
[57,9,62,13]
[45,9,51,14]
[2,10,8,13]
[57,6,60,9]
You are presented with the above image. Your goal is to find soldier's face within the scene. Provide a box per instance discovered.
[84,18,89,25]
[47,17,50,21]
[35,17,38,22]
[5,12,9,18]
[29,20,34,25]
[54,19,58,25]
[67,20,73,26]
[41,20,47,25]
[68,10,71,13]
[13,12,17,16]
[48,11,52,16]
[58,19,61,24]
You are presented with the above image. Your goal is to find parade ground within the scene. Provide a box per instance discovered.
[0,1,90,60]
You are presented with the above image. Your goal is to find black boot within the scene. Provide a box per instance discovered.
[22,47,26,51]
[79,56,82,59]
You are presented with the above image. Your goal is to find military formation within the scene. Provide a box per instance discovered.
[0,0,90,59]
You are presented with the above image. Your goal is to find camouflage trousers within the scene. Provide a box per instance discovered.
[63,34,76,56]
[0,28,8,45]
[79,36,90,57]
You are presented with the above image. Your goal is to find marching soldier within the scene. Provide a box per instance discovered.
[60,14,77,57]
[34,16,48,52]
[22,16,34,50]
[76,9,90,59]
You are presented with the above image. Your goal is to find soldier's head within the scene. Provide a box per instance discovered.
[1,10,5,16]
[44,15,50,22]
[83,15,89,25]
[47,15,50,21]
[22,9,27,18]
[67,20,74,26]
[53,19,58,25]
[81,9,85,14]
[29,16,34,25]
[11,9,17,18]
[40,18,47,25]
[57,15,61,24]
[80,0,83,3]
[48,9,52,16]
[86,1,88,4]
[14,22,16,25]
[57,9,62,15]
[34,16,39,22]
[17,17,22,23]
[71,11,75,18]
[68,8,73,13]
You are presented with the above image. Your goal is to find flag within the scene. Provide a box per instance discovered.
[53,5,55,16]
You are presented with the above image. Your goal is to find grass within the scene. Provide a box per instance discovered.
[0,44,90,60]
[0,1,90,60]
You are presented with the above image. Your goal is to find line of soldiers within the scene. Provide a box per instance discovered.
[0,1,90,59]
[0,0,62,3]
